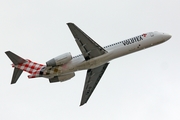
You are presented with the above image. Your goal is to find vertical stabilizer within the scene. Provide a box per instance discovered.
[5,51,27,84]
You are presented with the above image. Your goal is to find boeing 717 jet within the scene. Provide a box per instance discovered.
[5,23,171,106]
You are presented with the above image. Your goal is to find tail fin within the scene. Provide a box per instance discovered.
[5,51,45,84]
[5,51,27,84]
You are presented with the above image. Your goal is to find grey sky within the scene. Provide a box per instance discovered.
[0,0,180,120]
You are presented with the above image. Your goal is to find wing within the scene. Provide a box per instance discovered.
[67,23,107,60]
[80,63,109,106]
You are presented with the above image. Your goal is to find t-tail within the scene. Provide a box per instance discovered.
[5,51,45,84]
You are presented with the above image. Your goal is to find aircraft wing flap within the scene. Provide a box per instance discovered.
[80,63,109,106]
[67,23,107,60]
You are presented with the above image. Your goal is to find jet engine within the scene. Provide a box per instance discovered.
[49,73,75,83]
[46,52,72,66]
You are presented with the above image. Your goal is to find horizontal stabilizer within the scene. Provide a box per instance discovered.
[5,51,26,65]
[11,68,23,84]
[5,51,26,84]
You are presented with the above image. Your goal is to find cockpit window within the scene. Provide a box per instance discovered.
[150,32,154,37]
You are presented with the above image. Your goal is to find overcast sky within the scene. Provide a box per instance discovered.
[1,0,180,120]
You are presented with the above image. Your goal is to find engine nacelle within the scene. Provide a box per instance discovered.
[46,52,72,66]
[49,73,75,83]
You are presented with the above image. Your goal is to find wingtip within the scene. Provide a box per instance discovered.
[67,22,74,25]
[79,101,86,106]
[5,51,10,55]
[79,104,83,106]
[11,82,16,84]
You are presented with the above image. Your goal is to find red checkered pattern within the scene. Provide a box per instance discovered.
[12,59,45,79]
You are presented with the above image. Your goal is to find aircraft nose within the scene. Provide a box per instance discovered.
[162,33,172,41]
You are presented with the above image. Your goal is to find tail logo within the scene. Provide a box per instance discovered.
[5,51,45,84]
[14,59,45,74]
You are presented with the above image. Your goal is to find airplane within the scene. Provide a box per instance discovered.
[5,23,172,106]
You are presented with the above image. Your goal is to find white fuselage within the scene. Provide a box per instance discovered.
[42,31,171,78]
